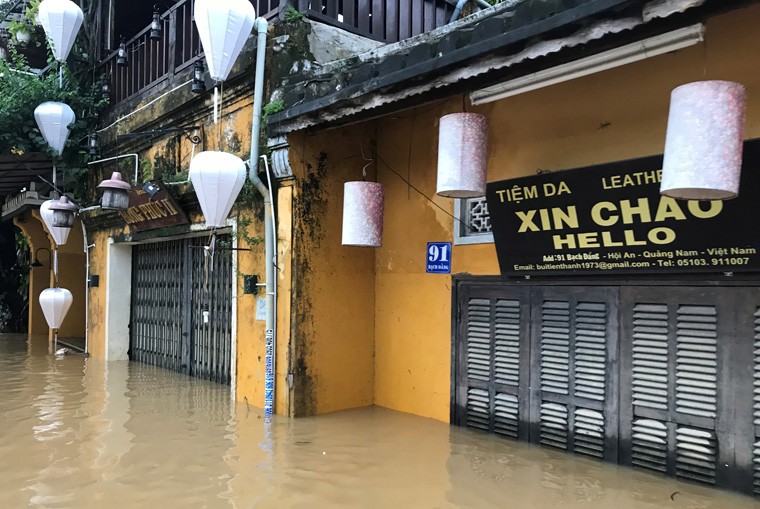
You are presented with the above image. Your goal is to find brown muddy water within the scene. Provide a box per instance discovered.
[0,334,756,508]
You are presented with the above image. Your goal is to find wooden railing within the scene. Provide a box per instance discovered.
[101,0,279,105]
[298,0,453,42]
[101,0,454,105]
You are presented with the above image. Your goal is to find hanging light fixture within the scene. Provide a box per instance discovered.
[117,37,128,66]
[34,101,76,155]
[87,132,100,157]
[150,6,162,40]
[192,59,206,94]
[189,151,246,228]
[37,0,84,63]
[101,81,111,101]
[98,172,132,211]
[436,112,488,198]
[39,199,72,245]
[193,0,255,82]
[39,287,73,329]
[342,181,384,247]
[661,80,747,200]
[49,196,77,228]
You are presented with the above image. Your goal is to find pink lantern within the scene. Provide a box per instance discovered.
[436,112,488,198]
[342,181,384,247]
[661,81,746,200]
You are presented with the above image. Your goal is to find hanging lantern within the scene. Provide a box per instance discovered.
[661,81,747,200]
[189,151,246,228]
[342,181,384,247]
[98,172,131,211]
[50,196,77,228]
[193,0,255,82]
[436,112,488,198]
[37,0,84,63]
[34,101,75,155]
[101,81,111,101]
[192,59,206,94]
[39,287,73,329]
[39,199,71,245]
[117,38,128,66]
[150,8,162,40]
[87,132,100,157]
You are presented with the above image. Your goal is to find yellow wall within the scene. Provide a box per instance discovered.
[286,127,377,416]
[15,214,52,336]
[288,4,760,421]
[85,91,274,410]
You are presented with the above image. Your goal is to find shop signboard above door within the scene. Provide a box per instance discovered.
[486,139,760,276]
[120,183,189,232]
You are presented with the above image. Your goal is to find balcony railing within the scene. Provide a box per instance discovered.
[100,0,455,105]
[101,0,279,105]
[299,0,453,42]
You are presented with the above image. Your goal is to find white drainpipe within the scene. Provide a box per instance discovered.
[248,18,277,415]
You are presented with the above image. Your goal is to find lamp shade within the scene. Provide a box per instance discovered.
[34,101,76,155]
[342,181,384,247]
[98,171,131,211]
[436,112,488,198]
[39,287,73,329]
[40,199,72,245]
[37,0,84,62]
[193,0,255,82]
[189,151,246,228]
[661,80,746,200]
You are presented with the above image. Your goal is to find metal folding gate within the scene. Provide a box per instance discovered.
[452,279,760,497]
[130,235,234,384]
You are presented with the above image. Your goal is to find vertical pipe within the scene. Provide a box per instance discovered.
[248,18,277,415]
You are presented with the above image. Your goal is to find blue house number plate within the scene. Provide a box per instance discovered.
[426,242,452,274]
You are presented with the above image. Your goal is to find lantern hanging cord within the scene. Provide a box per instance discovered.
[376,153,473,233]
[360,147,373,180]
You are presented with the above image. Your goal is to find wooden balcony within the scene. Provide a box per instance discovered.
[100,0,455,106]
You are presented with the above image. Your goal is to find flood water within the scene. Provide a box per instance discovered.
[1,334,757,508]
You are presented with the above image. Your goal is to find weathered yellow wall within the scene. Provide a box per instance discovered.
[85,90,275,410]
[14,214,52,336]
[287,127,377,416]
[290,5,760,422]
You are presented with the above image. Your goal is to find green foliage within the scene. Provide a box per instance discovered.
[284,7,304,22]
[0,59,105,200]
[236,215,263,247]
[262,100,286,119]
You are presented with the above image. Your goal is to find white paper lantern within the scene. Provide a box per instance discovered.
[661,81,747,200]
[436,112,488,198]
[189,151,246,228]
[39,287,73,329]
[37,0,84,62]
[342,181,384,247]
[194,0,255,82]
[34,102,75,155]
[40,199,72,245]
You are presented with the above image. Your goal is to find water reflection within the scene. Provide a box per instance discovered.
[0,334,756,508]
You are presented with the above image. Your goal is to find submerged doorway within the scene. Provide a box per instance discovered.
[452,279,760,497]
[129,234,234,384]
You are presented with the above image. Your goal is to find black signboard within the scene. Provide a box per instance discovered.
[120,184,189,232]
[486,139,760,276]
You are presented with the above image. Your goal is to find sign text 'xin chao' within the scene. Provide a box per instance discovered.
[486,140,760,276]
[120,184,189,232]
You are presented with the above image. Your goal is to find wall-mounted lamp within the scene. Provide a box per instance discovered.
[88,132,100,157]
[101,81,111,101]
[192,59,206,94]
[142,181,160,197]
[150,7,162,40]
[117,37,128,66]
[31,247,51,268]
[98,172,132,211]
[50,196,77,228]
